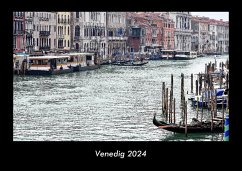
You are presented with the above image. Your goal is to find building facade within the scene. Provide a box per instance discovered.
[106,12,127,60]
[32,12,57,52]
[57,12,71,52]
[25,12,35,54]
[71,12,107,61]
[168,12,192,51]
[13,12,25,53]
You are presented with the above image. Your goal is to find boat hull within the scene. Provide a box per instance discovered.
[26,68,73,75]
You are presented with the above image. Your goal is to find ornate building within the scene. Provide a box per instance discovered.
[168,12,192,51]
[71,12,107,61]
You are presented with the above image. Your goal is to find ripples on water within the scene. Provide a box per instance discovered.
[13,55,228,141]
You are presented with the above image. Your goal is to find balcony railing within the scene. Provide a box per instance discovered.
[39,17,49,21]
[108,36,128,41]
[74,36,80,41]
[26,43,34,47]
[13,30,24,35]
[39,46,50,51]
[39,31,50,36]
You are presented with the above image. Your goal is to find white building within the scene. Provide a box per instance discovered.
[168,12,192,51]
[71,12,107,61]
[31,12,57,52]
[106,12,128,61]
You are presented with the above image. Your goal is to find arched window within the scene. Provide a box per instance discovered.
[76,12,79,18]
[68,40,69,47]
[68,26,69,35]
[75,25,80,37]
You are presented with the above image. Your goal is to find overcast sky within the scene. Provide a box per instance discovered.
[191,12,229,21]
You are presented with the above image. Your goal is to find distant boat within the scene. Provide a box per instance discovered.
[173,51,197,60]
[161,50,176,60]
[197,54,205,57]
[26,55,73,75]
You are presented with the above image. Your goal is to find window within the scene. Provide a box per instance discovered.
[76,12,79,18]
[68,40,69,47]
[49,25,51,32]
[68,26,69,35]
[64,26,66,35]
[68,15,70,24]
[64,40,66,47]
[75,25,80,36]
[37,38,38,46]
[49,38,51,47]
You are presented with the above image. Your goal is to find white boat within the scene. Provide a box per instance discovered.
[26,55,73,75]
[174,51,197,60]
[161,50,176,60]
[63,52,98,72]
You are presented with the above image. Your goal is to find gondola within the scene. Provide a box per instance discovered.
[153,113,224,133]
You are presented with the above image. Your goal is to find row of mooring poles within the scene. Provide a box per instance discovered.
[161,74,176,125]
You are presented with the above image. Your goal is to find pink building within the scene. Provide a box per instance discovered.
[13,12,25,53]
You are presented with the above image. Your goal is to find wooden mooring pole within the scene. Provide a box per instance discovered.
[162,82,165,115]
[173,98,176,124]
[185,101,188,137]
[191,73,193,93]
[195,80,198,96]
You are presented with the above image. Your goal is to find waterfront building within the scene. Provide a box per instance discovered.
[191,16,229,54]
[56,12,71,52]
[71,12,107,62]
[106,12,127,60]
[25,12,34,54]
[167,12,192,51]
[31,12,57,52]
[191,16,210,53]
[13,12,25,53]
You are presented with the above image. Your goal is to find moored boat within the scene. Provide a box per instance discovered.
[153,113,223,133]
[26,55,73,75]
[173,51,197,60]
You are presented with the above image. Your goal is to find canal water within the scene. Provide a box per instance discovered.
[13,55,229,141]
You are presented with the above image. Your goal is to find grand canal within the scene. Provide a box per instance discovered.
[13,55,228,141]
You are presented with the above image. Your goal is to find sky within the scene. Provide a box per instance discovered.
[191,12,229,21]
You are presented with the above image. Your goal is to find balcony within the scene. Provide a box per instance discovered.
[108,36,128,41]
[25,17,33,22]
[39,17,49,21]
[152,34,157,38]
[26,29,33,36]
[58,34,64,39]
[13,30,24,35]
[39,46,50,51]
[74,36,80,41]
[39,31,50,37]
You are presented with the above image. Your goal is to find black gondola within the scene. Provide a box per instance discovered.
[153,113,224,133]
